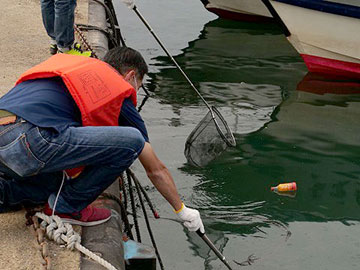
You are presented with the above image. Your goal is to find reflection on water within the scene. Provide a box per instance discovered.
[148,19,305,105]
[183,227,229,268]
[200,82,282,134]
[147,18,306,136]
[116,2,360,268]
[179,72,360,269]
[188,73,360,225]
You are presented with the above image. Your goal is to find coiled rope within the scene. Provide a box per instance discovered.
[35,212,120,270]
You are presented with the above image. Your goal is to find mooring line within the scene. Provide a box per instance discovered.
[129,170,165,270]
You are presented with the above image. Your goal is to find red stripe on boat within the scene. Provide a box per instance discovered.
[206,7,273,22]
[301,54,360,79]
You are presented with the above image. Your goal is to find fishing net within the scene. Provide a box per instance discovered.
[185,106,236,167]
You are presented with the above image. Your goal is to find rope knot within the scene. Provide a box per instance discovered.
[35,212,81,250]
[34,212,119,270]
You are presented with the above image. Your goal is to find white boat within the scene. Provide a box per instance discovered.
[266,0,360,78]
[200,0,272,21]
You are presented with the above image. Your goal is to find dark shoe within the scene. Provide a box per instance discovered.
[50,44,58,55]
[43,203,111,226]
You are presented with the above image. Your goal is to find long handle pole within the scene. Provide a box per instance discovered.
[196,229,234,270]
[131,5,212,111]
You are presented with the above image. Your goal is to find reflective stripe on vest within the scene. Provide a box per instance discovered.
[16,54,137,177]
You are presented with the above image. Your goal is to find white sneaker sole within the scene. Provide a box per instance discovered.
[60,215,111,226]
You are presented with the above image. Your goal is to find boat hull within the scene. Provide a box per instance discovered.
[201,0,273,21]
[301,54,360,79]
[270,0,360,78]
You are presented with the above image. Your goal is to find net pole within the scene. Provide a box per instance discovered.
[132,6,213,113]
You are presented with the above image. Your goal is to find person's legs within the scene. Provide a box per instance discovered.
[0,120,145,215]
[0,169,63,212]
[54,0,77,50]
[41,125,145,213]
[0,119,64,212]
[48,165,130,213]
[40,0,56,41]
[40,0,92,55]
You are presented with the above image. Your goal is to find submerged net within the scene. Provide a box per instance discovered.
[185,106,236,167]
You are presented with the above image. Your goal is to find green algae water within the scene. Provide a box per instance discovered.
[115,1,360,269]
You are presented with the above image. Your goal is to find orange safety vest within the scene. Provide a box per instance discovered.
[16,54,137,177]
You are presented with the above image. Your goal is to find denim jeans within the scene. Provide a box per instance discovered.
[0,118,145,213]
[40,0,76,49]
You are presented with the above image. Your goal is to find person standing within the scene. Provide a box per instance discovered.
[40,0,91,56]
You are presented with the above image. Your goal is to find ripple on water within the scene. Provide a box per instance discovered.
[198,82,282,135]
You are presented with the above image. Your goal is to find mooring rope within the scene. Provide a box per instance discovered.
[129,170,165,270]
[100,191,134,240]
[126,170,141,243]
[35,212,120,270]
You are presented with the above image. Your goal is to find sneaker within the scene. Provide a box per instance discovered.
[50,44,58,55]
[43,203,111,226]
[59,43,92,57]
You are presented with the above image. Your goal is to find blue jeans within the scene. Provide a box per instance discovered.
[0,118,145,213]
[40,0,76,49]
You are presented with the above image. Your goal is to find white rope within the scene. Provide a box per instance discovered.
[35,212,120,270]
[51,171,67,216]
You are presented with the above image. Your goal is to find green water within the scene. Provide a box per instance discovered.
[115,1,360,269]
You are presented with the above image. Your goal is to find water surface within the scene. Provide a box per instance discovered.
[115,1,360,269]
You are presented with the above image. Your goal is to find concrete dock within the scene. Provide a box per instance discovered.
[0,0,88,269]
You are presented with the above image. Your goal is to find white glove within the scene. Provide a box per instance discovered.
[122,0,135,9]
[176,203,205,233]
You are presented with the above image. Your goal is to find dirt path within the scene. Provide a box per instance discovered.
[0,0,88,269]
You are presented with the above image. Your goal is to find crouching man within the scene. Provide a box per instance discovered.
[0,46,204,233]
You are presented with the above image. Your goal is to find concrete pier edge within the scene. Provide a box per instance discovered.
[80,1,125,269]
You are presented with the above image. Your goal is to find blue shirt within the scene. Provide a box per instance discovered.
[0,77,149,142]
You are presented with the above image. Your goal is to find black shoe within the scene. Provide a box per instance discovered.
[50,44,58,55]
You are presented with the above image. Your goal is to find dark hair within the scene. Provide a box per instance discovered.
[103,46,148,80]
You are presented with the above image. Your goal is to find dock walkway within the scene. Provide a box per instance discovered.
[0,0,89,269]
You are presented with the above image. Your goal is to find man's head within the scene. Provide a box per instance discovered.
[103,46,148,91]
